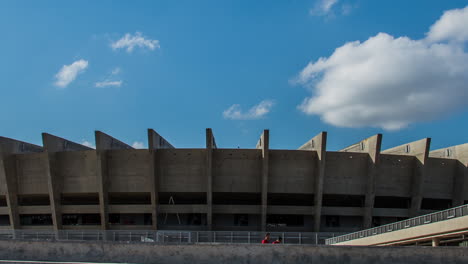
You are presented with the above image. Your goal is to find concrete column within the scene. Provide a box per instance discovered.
[0,156,20,230]
[148,129,174,230]
[206,128,216,230]
[42,133,92,232]
[382,138,431,217]
[95,131,133,231]
[340,134,382,229]
[257,130,269,232]
[432,238,440,247]
[429,143,468,207]
[299,132,327,232]
[0,137,43,231]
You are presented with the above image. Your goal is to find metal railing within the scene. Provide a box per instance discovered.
[326,204,468,245]
[0,230,342,245]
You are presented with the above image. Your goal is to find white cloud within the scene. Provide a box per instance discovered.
[111,67,121,75]
[81,140,95,149]
[426,6,468,43]
[296,6,468,130]
[95,80,122,88]
[131,141,145,149]
[54,59,88,88]
[310,0,339,16]
[111,32,160,53]
[223,100,275,120]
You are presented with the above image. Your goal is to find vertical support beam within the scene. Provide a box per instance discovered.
[432,238,440,247]
[382,138,431,217]
[42,133,92,232]
[430,143,468,206]
[94,131,132,231]
[257,130,269,232]
[340,134,382,228]
[0,137,43,232]
[299,132,327,232]
[148,129,174,230]
[206,128,216,230]
[0,156,20,230]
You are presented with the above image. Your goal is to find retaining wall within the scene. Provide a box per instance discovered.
[0,240,467,264]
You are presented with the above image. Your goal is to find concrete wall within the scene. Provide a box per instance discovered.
[158,149,207,193]
[56,150,99,193]
[107,150,152,192]
[15,153,49,194]
[324,152,368,195]
[213,149,261,193]
[375,155,414,197]
[268,150,315,194]
[0,240,467,264]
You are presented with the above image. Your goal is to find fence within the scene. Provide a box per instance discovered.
[326,204,468,245]
[0,230,342,245]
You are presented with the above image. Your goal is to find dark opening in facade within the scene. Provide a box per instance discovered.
[266,215,304,227]
[20,214,52,226]
[159,192,207,205]
[0,196,7,207]
[421,198,452,210]
[0,215,10,226]
[62,214,101,225]
[322,194,365,207]
[325,215,340,227]
[268,193,314,206]
[109,213,152,225]
[213,192,261,205]
[158,213,207,226]
[234,214,249,226]
[61,193,100,205]
[108,192,151,205]
[374,196,411,209]
[18,194,50,206]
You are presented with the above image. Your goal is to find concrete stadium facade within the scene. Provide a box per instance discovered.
[0,129,467,233]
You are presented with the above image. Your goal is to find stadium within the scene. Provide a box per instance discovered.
[0,129,466,233]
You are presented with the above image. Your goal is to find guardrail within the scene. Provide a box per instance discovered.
[0,230,343,245]
[326,204,468,245]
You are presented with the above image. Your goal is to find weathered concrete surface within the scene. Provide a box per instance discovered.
[0,240,467,264]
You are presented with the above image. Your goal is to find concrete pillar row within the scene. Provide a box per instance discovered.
[42,133,93,232]
[382,138,431,217]
[0,156,20,230]
[340,134,382,229]
[299,132,327,232]
[94,131,134,232]
[257,130,269,232]
[429,143,468,207]
[147,128,175,230]
[206,128,216,231]
[0,136,44,233]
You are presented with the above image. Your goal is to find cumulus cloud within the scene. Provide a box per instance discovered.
[54,59,88,88]
[111,32,160,53]
[310,0,339,16]
[81,140,95,149]
[426,6,468,43]
[131,141,145,149]
[95,80,122,88]
[223,100,275,120]
[296,6,468,130]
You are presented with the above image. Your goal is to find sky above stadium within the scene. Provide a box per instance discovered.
[1,0,467,150]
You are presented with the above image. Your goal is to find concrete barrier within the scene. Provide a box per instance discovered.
[0,240,467,264]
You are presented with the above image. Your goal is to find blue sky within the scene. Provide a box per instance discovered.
[0,0,467,150]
